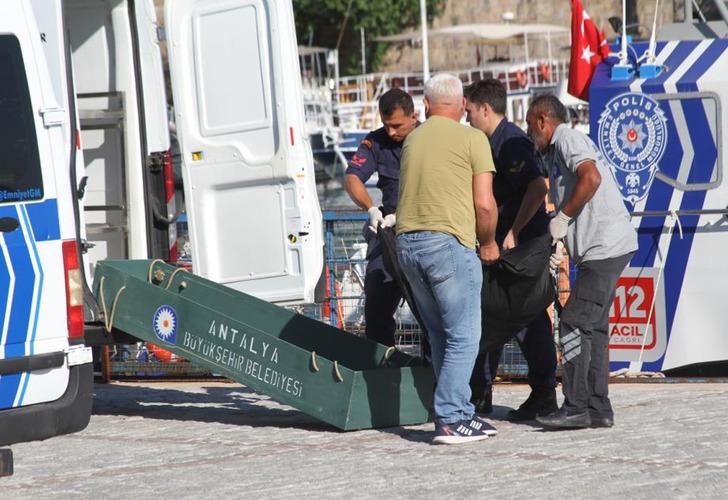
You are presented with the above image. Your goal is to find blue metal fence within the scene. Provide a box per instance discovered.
[323,211,368,330]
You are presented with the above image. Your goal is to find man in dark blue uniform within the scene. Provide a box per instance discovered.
[345,89,418,346]
[465,79,558,420]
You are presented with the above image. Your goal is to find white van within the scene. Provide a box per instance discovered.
[0,0,323,447]
[0,1,93,446]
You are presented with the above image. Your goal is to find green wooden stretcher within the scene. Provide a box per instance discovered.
[92,260,434,430]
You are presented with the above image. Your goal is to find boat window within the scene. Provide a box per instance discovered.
[655,93,722,191]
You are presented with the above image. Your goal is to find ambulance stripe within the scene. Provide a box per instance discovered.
[17,205,44,405]
[0,206,14,349]
[0,198,61,408]
[631,113,679,267]
[633,42,699,267]
[641,41,699,92]
[640,72,715,373]
[665,40,712,91]
[0,209,14,417]
[25,198,60,242]
[676,41,726,91]
[3,207,35,355]
[0,374,21,409]
[0,238,15,406]
[21,204,45,354]
[631,41,721,372]
[0,206,35,409]
[634,41,715,268]
[606,41,723,372]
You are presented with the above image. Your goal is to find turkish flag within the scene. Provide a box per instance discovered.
[568,0,610,101]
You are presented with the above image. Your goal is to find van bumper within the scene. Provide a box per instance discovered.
[0,363,93,446]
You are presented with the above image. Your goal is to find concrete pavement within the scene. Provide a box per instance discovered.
[3,381,728,499]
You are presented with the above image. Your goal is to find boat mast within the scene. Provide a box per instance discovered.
[420,0,430,81]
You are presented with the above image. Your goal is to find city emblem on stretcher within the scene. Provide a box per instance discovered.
[153,305,178,344]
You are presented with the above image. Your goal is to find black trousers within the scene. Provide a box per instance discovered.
[560,252,634,417]
[480,310,556,392]
[364,268,403,347]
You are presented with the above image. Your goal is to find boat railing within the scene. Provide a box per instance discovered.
[332,59,569,131]
[336,59,568,101]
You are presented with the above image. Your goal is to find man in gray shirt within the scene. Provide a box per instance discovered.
[526,95,638,429]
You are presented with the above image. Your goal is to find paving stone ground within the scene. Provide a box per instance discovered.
[3,381,728,499]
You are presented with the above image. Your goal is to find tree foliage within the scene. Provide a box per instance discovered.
[293,0,445,75]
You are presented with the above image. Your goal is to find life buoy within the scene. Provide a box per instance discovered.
[516,70,527,88]
[148,343,175,362]
[538,62,551,81]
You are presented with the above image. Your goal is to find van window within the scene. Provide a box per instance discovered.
[194,3,272,136]
[0,35,43,204]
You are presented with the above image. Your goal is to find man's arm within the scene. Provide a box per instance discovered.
[345,136,386,231]
[560,160,601,217]
[344,173,374,210]
[345,173,387,232]
[473,172,499,264]
[344,134,378,209]
[549,160,601,243]
[503,176,548,250]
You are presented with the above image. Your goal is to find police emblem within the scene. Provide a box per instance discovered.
[153,305,177,344]
[597,93,667,204]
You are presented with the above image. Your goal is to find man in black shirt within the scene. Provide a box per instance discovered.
[465,79,558,420]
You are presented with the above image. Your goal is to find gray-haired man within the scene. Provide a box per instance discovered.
[397,73,500,444]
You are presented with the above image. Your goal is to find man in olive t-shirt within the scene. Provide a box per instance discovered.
[396,73,499,445]
[396,116,494,248]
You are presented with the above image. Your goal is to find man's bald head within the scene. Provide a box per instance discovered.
[528,94,569,124]
[526,94,568,151]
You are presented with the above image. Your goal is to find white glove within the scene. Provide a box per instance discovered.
[381,213,396,229]
[368,206,384,233]
[549,241,565,272]
[549,211,572,244]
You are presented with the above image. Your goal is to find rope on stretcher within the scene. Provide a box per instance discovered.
[99,276,126,333]
[147,259,188,290]
[147,258,167,283]
[333,360,344,382]
[164,268,189,290]
[382,346,396,366]
[310,351,344,382]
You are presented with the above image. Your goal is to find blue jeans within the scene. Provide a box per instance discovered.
[396,231,482,424]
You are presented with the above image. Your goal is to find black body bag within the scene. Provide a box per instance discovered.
[378,227,555,356]
[481,233,555,352]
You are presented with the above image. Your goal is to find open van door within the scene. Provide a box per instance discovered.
[165,0,323,304]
